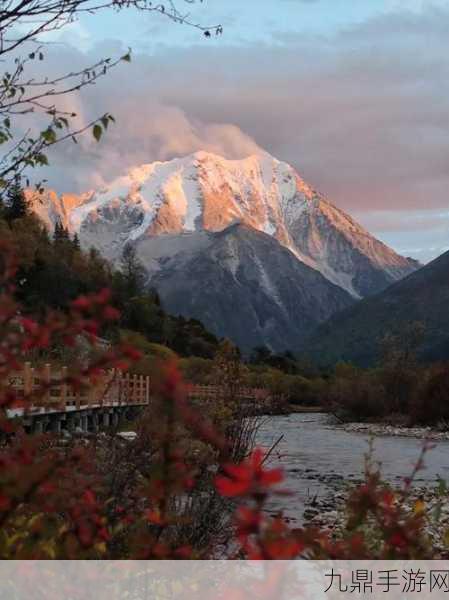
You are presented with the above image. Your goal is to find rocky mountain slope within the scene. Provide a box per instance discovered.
[136,224,355,352]
[304,249,449,366]
[27,151,419,298]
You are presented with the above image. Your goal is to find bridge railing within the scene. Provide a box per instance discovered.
[6,363,270,414]
[188,384,269,401]
[7,363,150,413]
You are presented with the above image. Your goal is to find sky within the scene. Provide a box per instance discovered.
[35,0,449,262]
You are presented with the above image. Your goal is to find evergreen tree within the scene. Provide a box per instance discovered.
[53,221,70,246]
[5,178,28,222]
[53,221,62,241]
[250,345,273,365]
[72,233,81,251]
[121,244,146,298]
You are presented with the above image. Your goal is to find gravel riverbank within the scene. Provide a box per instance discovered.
[304,482,449,555]
[338,422,449,441]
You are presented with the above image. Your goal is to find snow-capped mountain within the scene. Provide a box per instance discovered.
[27,151,419,297]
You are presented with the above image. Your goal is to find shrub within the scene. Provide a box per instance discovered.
[0,244,446,560]
[412,364,449,425]
[326,372,387,420]
[179,356,214,384]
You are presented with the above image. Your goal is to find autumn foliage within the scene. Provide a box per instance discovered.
[0,242,445,559]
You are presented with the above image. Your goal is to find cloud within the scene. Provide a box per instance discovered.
[30,4,449,261]
[49,102,262,190]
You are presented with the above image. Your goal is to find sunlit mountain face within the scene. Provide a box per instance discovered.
[26,150,421,351]
[27,151,418,299]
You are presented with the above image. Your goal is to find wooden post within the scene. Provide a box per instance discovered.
[24,362,32,397]
[138,375,143,404]
[146,376,150,405]
[43,363,51,411]
[102,370,111,407]
[132,374,137,404]
[87,374,94,407]
[120,373,127,406]
[101,370,108,406]
[61,366,68,411]
[116,371,122,406]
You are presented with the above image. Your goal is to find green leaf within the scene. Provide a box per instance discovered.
[101,116,109,130]
[121,51,131,62]
[92,124,102,142]
[41,128,56,144]
[35,153,49,166]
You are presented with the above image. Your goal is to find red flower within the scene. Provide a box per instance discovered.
[215,448,283,498]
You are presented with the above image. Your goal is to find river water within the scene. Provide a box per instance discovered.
[255,413,449,524]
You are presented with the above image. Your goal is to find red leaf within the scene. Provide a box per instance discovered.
[215,476,251,497]
[82,489,96,507]
[260,468,284,486]
[0,494,11,512]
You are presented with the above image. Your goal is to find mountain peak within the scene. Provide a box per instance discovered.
[27,150,419,298]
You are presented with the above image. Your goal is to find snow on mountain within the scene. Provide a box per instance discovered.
[26,151,419,297]
[136,224,355,352]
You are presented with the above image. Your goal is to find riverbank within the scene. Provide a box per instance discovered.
[283,406,449,439]
[288,405,325,413]
[337,422,449,441]
[304,482,449,556]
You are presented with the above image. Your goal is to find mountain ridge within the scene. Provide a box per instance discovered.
[136,222,355,352]
[26,150,419,298]
[303,249,449,366]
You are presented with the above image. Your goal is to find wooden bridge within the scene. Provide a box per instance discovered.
[5,363,270,434]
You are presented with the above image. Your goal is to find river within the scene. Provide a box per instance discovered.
[256,413,449,524]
